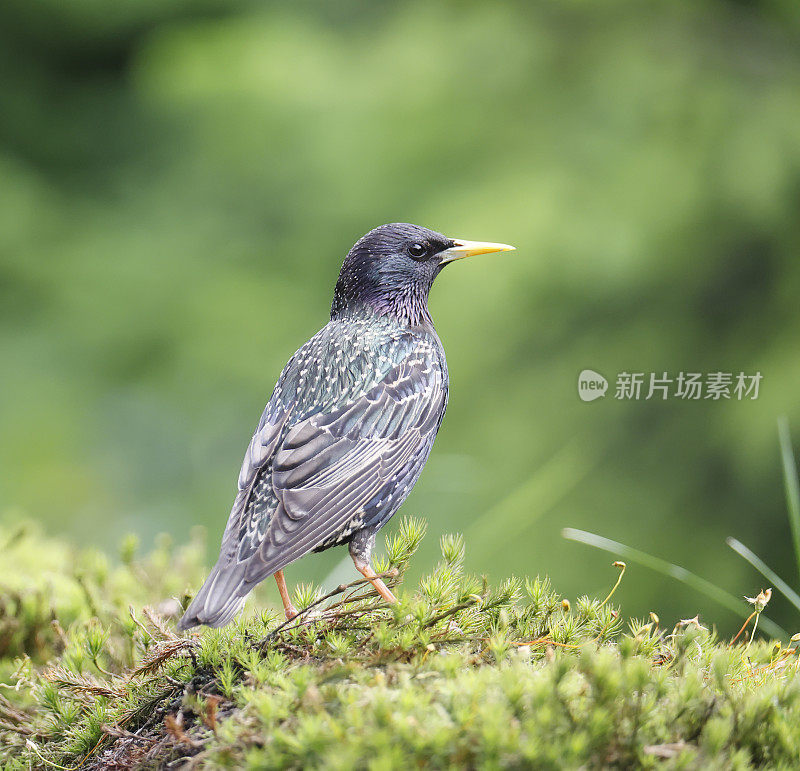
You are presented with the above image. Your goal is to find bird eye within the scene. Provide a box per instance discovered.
[408,243,427,259]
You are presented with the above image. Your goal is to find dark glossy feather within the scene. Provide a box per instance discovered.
[177,315,447,629]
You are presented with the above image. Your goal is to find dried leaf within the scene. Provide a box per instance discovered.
[43,666,123,698]
[131,639,196,678]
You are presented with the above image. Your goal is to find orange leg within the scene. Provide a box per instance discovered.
[274,570,299,620]
[351,556,397,605]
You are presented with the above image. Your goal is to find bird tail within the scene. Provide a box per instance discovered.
[176,562,249,631]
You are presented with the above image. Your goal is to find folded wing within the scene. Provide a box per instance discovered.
[178,347,446,629]
[243,352,446,584]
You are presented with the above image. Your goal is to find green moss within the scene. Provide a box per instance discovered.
[1,518,799,769]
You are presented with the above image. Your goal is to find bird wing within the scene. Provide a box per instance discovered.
[215,409,287,568]
[238,349,446,585]
[216,323,422,568]
[178,325,447,629]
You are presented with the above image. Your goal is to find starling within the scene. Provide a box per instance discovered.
[177,223,514,630]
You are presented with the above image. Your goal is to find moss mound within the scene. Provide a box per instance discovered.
[1,518,799,769]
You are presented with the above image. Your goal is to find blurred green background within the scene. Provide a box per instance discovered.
[3,0,800,634]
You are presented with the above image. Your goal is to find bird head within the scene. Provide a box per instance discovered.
[331,223,514,326]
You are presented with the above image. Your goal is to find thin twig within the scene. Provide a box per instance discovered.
[101,724,160,743]
[423,594,487,629]
[259,569,398,645]
[730,611,757,647]
[601,562,626,607]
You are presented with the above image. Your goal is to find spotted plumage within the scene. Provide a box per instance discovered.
[178,223,513,630]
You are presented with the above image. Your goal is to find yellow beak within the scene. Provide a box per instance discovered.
[439,238,516,264]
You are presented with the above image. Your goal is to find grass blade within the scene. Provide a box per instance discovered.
[562,527,787,639]
[778,416,800,580]
[726,536,800,613]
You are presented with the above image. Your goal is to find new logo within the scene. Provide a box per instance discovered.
[578,369,608,401]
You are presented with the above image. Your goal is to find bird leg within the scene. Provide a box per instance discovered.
[349,530,397,605]
[273,570,299,620]
[352,558,397,604]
